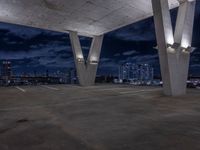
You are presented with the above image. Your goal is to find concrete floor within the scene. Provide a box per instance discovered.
[0,84,200,150]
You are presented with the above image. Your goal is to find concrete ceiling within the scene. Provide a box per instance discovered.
[0,0,180,36]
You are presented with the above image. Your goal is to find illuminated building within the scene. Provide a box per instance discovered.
[119,63,154,84]
[1,61,12,85]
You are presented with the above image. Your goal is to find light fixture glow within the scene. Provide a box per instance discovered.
[167,43,180,53]
[90,56,98,62]
[182,49,189,54]
[181,39,190,49]
[77,54,84,59]
[166,35,174,45]
[89,56,99,65]
[77,58,84,63]
[167,46,176,53]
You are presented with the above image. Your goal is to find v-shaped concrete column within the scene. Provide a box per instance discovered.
[152,0,196,96]
[69,31,104,86]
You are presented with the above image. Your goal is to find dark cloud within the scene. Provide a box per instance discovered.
[0,2,200,76]
[107,18,156,42]
[122,50,137,56]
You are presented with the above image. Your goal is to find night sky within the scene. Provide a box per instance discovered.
[0,2,200,77]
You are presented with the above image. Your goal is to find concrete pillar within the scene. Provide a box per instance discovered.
[152,0,196,96]
[69,31,104,86]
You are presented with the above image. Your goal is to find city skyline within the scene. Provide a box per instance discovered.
[0,2,199,77]
[1,1,200,149]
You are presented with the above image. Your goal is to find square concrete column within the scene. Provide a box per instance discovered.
[152,0,196,96]
[69,31,104,86]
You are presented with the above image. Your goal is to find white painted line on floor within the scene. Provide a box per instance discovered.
[41,85,59,91]
[15,86,26,93]
[120,88,161,94]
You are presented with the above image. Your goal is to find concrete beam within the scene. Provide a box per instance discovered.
[152,0,196,96]
[69,31,104,86]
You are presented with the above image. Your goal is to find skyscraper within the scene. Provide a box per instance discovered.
[118,63,154,84]
[1,61,12,85]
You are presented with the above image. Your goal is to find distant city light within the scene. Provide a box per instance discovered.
[117,63,154,85]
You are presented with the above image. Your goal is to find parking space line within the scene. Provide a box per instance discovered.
[15,86,26,93]
[41,85,59,91]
